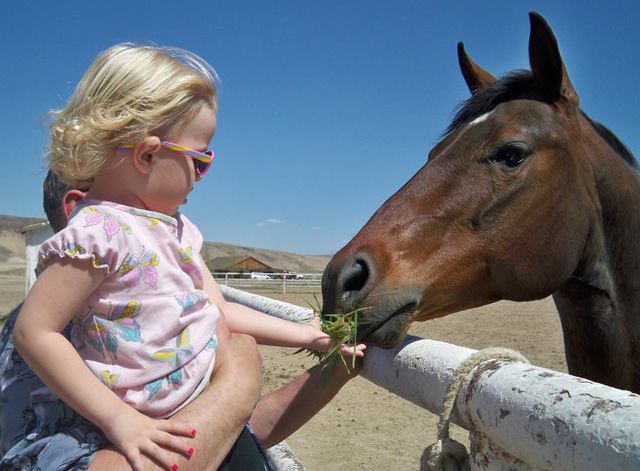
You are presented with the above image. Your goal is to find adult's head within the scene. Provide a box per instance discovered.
[47,43,218,189]
[42,170,86,232]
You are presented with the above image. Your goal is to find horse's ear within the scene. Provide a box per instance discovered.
[528,12,579,107]
[457,42,496,94]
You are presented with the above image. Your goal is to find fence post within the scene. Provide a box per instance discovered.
[283,273,287,294]
[224,273,228,285]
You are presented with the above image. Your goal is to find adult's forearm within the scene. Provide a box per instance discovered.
[173,340,262,469]
[90,333,262,470]
[249,362,356,449]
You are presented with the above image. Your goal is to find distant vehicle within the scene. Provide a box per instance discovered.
[273,272,303,280]
[250,272,272,280]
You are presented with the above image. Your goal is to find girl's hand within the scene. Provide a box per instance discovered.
[102,405,195,471]
[307,326,366,358]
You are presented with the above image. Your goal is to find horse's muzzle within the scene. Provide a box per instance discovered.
[322,250,421,347]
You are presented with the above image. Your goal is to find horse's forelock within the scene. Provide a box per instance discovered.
[443,70,535,139]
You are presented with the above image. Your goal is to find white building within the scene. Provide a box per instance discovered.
[21,221,53,293]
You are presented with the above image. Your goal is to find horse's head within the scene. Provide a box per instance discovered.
[322,13,598,347]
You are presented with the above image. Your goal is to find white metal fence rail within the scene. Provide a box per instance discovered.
[213,272,322,294]
[220,285,640,471]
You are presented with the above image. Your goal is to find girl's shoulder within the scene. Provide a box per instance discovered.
[66,202,136,243]
[37,202,136,276]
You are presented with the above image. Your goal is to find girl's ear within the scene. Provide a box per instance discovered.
[131,136,162,175]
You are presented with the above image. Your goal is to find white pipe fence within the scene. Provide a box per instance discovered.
[220,285,640,471]
[213,272,322,294]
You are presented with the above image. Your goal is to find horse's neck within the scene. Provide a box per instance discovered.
[553,127,640,392]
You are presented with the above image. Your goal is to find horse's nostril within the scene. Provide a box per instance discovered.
[344,258,369,294]
[338,254,375,306]
[322,251,376,313]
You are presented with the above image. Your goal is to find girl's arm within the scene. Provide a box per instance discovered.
[202,269,318,347]
[201,256,364,355]
[13,258,194,471]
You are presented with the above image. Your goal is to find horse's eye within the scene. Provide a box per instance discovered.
[490,142,532,168]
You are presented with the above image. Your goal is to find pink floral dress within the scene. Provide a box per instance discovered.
[36,200,219,418]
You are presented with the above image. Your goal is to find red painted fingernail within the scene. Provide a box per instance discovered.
[191,428,197,437]
[187,447,194,456]
[171,465,178,471]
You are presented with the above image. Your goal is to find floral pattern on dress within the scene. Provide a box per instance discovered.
[76,300,144,360]
[151,327,193,369]
[175,291,209,315]
[100,370,120,389]
[206,334,218,350]
[144,367,185,400]
[117,247,159,291]
[83,207,132,241]
[61,243,86,257]
[178,246,202,283]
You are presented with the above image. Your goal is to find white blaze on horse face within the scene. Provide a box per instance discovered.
[430,111,496,161]
[469,111,494,128]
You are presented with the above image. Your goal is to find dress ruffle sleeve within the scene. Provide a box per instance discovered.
[36,205,133,277]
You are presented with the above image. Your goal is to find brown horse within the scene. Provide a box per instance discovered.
[322,12,640,393]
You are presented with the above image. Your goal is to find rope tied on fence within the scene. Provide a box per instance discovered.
[420,347,530,471]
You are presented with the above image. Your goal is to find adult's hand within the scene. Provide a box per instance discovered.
[250,356,362,448]
[89,315,263,470]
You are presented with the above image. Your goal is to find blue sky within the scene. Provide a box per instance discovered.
[2,1,639,254]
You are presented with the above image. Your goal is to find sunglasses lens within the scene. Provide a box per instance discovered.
[195,160,211,176]
[196,151,214,176]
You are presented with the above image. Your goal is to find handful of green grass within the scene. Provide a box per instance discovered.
[297,295,366,374]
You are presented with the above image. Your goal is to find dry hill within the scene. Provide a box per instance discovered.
[0,215,47,233]
[202,242,329,273]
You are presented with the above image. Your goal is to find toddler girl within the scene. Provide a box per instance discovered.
[14,44,364,471]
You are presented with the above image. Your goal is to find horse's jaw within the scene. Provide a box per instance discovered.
[348,288,422,348]
[359,302,418,348]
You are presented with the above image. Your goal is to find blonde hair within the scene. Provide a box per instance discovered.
[48,43,218,187]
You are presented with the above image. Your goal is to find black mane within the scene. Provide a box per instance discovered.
[581,115,638,168]
[443,70,638,168]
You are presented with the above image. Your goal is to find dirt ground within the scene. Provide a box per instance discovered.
[1,270,566,471]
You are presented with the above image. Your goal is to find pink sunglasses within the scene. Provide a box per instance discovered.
[118,140,215,177]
